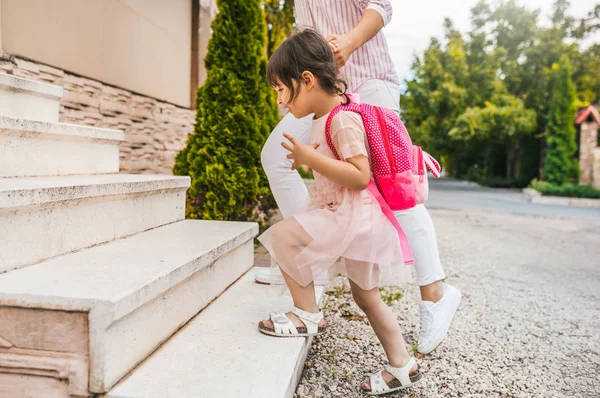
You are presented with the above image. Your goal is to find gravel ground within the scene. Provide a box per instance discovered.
[294,207,600,398]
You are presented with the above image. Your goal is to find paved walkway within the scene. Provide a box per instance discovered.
[277,179,600,397]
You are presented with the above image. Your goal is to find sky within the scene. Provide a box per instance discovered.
[382,0,600,86]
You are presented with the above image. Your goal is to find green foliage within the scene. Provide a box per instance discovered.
[402,0,598,186]
[531,179,600,199]
[174,0,279,223]
[379,286,403,307]
[401,22,471,172]
[449,93,536,142]
[263,0,295,58]
[297,166,314,180]
[543,56,578,185]
[449,92,537,178]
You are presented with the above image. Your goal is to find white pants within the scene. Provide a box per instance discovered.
[261,79,446,286]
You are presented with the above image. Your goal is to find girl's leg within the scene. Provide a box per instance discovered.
[260,219,325,330]
[347,278,417,389]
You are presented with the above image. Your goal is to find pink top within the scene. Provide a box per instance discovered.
[258,111,412,290]
[295,0,399,92]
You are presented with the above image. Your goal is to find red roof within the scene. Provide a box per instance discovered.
[575,105,600,125]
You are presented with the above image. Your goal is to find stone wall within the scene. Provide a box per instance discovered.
[579,121,598,186]
[594,148,600,189]
[0,55,195,175]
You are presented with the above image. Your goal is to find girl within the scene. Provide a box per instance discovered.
[258,29,422,395]
[258,0,461,359]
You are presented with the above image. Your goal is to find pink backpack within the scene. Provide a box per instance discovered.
[325,100,441,265]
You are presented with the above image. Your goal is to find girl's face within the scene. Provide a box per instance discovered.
[275,75,316,119]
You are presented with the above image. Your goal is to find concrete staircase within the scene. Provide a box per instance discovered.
[0,74,321,397]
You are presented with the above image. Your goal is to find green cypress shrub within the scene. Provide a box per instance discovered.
[543,55,579,185]
[174,0,279,222]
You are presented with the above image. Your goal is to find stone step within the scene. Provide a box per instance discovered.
[105,272,324,398]
[0,115,123,177]
[0,220,258,396]
[0,73,63,123]
[0,174,190,273]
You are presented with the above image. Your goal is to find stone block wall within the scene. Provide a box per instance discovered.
[579,121,598,186]
[594,148,600,189]
[0,56,195,175]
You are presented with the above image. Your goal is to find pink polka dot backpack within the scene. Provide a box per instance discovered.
[325,95,441,264]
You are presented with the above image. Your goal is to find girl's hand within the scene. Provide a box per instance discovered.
[326,34,357,68]
[281,133,320,170]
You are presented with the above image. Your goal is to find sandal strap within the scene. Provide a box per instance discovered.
[369,370,390,393]
[291,306,323,334]
[269,312,298,335]
[384,357,416,387]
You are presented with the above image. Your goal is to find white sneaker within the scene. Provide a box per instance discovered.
[254,267,330,286]
[417,283,461,354]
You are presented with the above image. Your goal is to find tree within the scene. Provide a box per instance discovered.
[402,21,470,174]
[263,0,295,58]
[449,90,537,179]
[572,44,600,107]
[574,4,600,37]
[543,55,578,185]
[174,0,279,222]
[402,0,596,186]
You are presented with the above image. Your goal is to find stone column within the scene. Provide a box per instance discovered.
[594,148,600,189]
[579,121,598,185]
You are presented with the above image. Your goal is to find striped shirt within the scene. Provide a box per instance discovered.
[295,0,399,92]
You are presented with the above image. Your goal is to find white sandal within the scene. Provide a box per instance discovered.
[363,357,422,396]
[258,306,326,337]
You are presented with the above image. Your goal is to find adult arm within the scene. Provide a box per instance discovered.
[328,1,393,67]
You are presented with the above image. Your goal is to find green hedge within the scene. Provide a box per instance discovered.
[297,166,314,180]
[530,180,600,199]
[543,56,579,185]
[173,0,279,223]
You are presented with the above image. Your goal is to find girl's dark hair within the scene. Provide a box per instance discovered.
[267,29,349,104]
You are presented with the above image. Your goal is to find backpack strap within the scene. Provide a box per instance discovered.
[325,103,363,160]
[422,151,441,178]
[366,180,414,265]
[325,103,414,266]
[325,98,415,265]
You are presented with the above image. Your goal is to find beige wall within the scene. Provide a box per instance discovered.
[0,1,3,52]
[198,0,217,87]
[0,0,193,108]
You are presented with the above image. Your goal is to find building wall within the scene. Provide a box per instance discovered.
[1,0,193,108]
[0,0,220,175]
[594,148,600,189]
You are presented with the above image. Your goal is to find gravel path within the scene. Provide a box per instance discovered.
[294,206,600,398]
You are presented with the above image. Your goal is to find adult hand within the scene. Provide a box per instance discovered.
[326,34,356,68]
[281,133,320,170]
